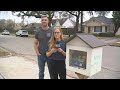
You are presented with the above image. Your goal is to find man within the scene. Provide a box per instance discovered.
[34,15,52,79]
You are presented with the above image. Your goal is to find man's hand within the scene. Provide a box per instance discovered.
[37,52,41,56]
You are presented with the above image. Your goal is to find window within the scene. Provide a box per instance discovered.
[69,49,87,69]
[105,26,107,32]
[94,26,102,32]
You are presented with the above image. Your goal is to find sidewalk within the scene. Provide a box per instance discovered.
[0,56,73,79]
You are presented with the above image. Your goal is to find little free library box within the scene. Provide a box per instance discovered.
[66,34,107,77]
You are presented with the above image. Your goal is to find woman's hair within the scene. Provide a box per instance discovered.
[48,26,64,51]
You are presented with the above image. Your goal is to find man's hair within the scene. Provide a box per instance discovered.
[41,15,49,18]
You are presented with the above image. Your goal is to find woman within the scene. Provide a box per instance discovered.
[46,26,66,79]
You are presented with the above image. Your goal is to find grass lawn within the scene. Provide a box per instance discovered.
[116,35,120,38]
[0,49,10,57]
[96,36,107,39]
[110,41,120,47]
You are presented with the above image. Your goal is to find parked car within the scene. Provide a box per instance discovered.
[16,30,28,37]
[2,30,10,35]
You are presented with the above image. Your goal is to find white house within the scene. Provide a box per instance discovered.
[51,18,76,28]
[66,33,107,77]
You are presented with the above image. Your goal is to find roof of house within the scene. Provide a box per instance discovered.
[94,16,113,25]
[70,20,76,26]
[83,16,113,25]
[66,33,107,48]
[51,18,68,26]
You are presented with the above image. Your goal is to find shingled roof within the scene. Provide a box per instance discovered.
[66,33,107,48]
[94,16,113,25]
[51,18,68,26]
[83,16,113,25]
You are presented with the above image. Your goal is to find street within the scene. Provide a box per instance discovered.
[0,34,120,79]
[0,35,37,61]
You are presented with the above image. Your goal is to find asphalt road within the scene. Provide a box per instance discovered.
[0,34,37,61]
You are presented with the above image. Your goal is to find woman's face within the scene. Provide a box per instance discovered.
[54,28,61,40]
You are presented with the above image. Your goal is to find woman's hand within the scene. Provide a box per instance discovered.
[51,48,57,53]
[46,48,57,57]
[57,48,63,53]
[57,48,66,56]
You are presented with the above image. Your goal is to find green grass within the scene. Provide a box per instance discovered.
[96,36,107,39]
[0,50,10,57]
[116,35,120,38]
[110,42,120,47]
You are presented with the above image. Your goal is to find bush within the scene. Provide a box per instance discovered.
[92,33,99,36]
[76,31,83,33]
[62,28,75,35]
[98,32,115,37]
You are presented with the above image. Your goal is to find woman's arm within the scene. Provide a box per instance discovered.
[46,48,57,57]
[57,48,66,56]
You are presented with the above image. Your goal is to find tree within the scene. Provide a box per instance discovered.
[57,11,74,20]
[80,11,83,32]
[63,11,110,33]
[6,19,15,31]
[12,11,55,27]
[87,11,110,16]
[66,11,81,33]
[112,11,120,34]
[0,19,6,31]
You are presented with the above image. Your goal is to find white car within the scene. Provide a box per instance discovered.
[16,30,28,37]
[2,30,10,35]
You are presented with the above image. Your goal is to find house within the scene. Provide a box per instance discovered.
[83,16,114,34]
[66,33,107,77]
[116,28,120,36]
[25,23,41,29]
[51,18,76,29]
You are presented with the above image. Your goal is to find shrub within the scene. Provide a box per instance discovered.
[98,32,115,37]
[92,33,99,36]
[62,28,75,35]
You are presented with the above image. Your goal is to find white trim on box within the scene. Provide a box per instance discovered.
[66,45,92,76]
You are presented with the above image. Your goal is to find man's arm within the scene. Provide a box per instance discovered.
[34,38,41,56]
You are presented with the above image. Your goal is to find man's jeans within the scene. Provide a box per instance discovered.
[38,54,48,79]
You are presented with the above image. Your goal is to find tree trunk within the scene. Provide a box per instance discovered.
[48,11,54,27]
[81,11,83,32]
[48,17,52,27]
[75,11,80,33]
[114,27,119,36]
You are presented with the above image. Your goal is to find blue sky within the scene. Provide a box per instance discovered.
[0,11,113,24]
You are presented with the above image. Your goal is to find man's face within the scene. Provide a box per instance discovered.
[41,17,49,27]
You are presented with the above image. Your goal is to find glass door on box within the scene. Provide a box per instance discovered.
[69,49,87,69]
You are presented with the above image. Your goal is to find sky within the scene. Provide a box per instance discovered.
[0,11,113,24]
